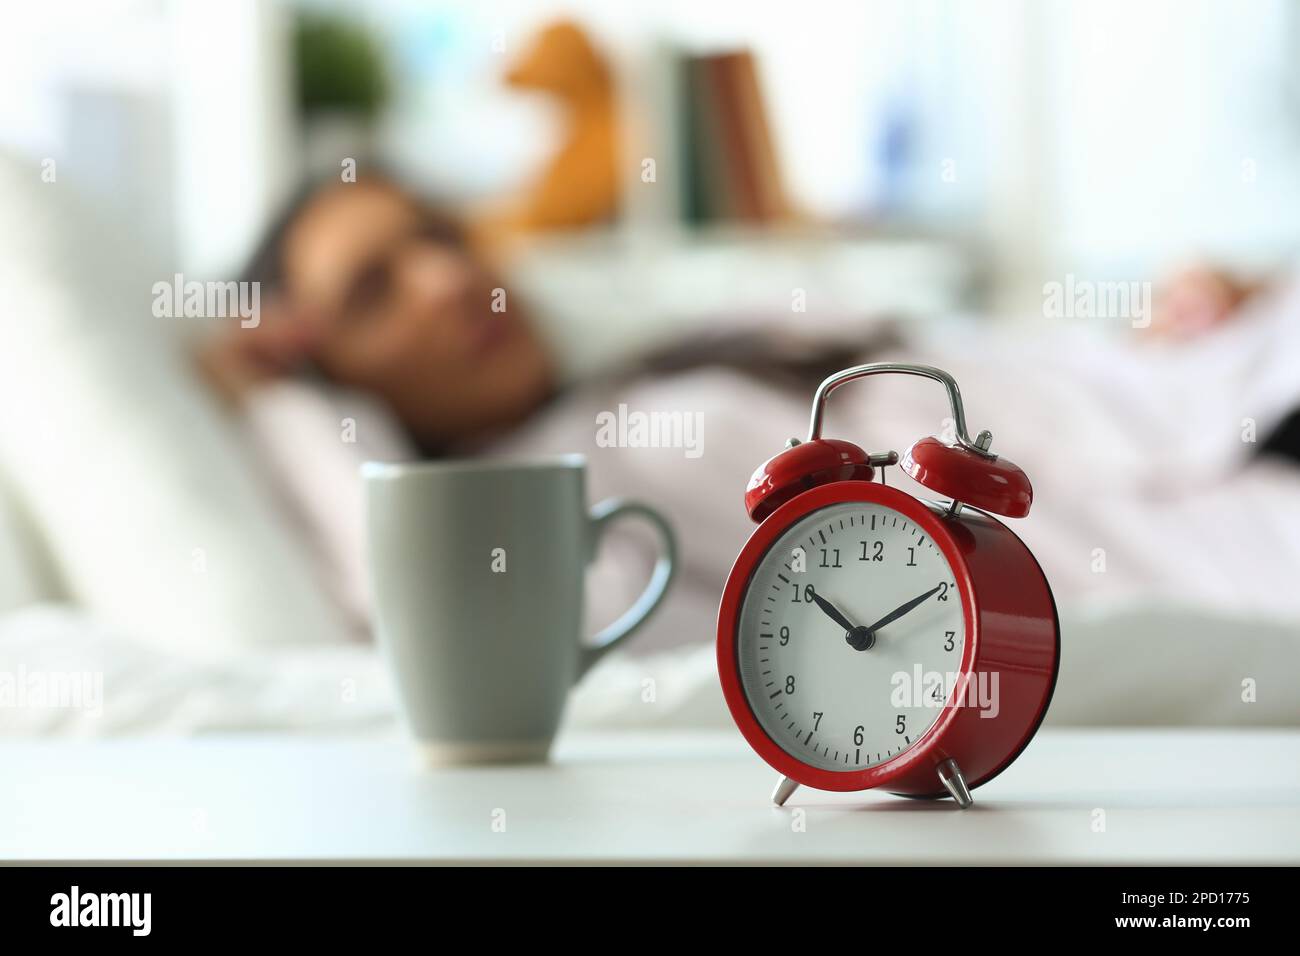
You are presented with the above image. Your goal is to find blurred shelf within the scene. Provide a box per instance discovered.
[505,225,980,376]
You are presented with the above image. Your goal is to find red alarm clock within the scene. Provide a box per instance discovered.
[717,363,1058,808]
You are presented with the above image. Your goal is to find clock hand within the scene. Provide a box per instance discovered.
[810,590,857,632]
[866,584,945,634]
[811,591,877,651]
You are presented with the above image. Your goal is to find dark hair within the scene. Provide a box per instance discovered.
[238,172,467,295]
[238,178,328,293]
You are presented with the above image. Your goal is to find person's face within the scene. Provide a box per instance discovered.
[279,181,553,444]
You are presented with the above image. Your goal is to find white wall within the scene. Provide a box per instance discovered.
[4,0,1298,297]
[1043,0,1300,278]
[168,0,297,275]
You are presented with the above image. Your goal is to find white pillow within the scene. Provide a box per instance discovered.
[0,154,350,652]
[0,474,60,613]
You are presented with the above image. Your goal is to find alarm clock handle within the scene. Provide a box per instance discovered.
[806,362,996,459]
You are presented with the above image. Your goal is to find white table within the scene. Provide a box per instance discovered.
[2,729,1297,864]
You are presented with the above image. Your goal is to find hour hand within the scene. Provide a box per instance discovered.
[810,590,857,632]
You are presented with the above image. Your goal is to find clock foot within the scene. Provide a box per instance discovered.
[936,758,973,809]
[771,775,800,807]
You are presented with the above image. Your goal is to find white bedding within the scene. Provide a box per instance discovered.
[4,149,1300,735]
[0,153,353,651]
[35,268,1281,737]
[2,600,1296,736]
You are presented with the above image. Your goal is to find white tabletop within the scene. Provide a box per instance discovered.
[2,728,1297,864]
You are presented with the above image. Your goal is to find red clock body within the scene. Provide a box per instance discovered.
[717,478,1059,801]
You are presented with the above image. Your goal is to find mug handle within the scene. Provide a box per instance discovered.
[578,498,677,678]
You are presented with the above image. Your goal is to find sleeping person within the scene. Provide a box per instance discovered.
[199,173,880,639]
[199,174,1300,661]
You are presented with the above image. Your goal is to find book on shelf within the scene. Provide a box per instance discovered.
[676,48,791,227]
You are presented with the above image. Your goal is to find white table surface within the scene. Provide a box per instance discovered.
[2,728,1297,864]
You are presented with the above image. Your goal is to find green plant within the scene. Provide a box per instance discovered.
[294,13,389,120]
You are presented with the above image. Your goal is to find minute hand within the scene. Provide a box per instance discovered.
[867,584,944,633]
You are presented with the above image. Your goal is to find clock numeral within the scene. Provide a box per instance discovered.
[895,714,907,735]
[779,625,791,646]
[818,548,842,569]
[812,711,823,731]
[853,725,865,746]
[790,583,815,604]
[785,675,796,695]
[859,540,884,562]
[943,630,956,652]
[906,547,917,567]
[937,581,950,601]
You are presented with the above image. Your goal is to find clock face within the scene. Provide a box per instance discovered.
[737,500,966,772]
